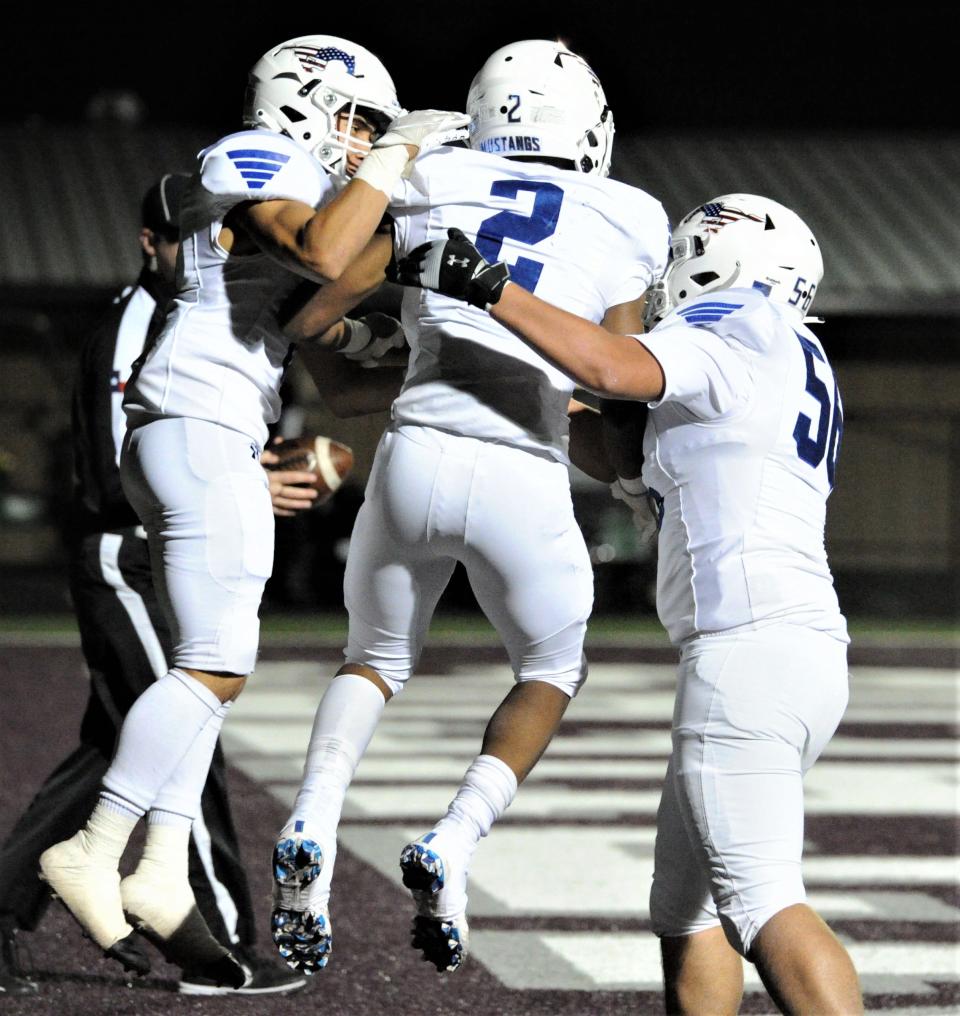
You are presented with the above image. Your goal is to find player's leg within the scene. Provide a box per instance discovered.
[743,630,862,1014]
[650,758,743,1015]
[671,628,861,1014]
[750,903,863,1015]
[272,426,454,974]
[400,441,592,971]
[40,418,270,982]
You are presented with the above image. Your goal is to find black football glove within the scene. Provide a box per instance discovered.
[387,227,510,310]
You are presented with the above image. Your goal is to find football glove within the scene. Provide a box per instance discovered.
[387,228,511,310]
[610,475,659,544]
[338,312,407,367]
[376,109,471,153]
[355,111,470,196]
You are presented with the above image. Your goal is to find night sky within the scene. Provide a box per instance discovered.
[4,2,947,134]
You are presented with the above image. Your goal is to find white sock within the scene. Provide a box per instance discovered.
[433,754,518,854]
[287,674,387,836]
[151,701,231,821]
[102,670,223,813]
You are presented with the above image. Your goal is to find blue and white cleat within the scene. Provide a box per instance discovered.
[270,822,333,974]
[399,833,469,973]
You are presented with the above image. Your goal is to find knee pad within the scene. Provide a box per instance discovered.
[516,652,587,698]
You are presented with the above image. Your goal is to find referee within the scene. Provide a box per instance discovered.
[0,175,306,996]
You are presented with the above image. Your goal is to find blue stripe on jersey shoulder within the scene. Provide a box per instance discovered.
[677,301,744,326]
[226,149,291,190]
[226,149,292,162]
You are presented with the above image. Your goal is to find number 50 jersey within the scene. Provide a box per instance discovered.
[388,146,669,462]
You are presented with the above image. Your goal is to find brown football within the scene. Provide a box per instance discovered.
[266,435,354,504]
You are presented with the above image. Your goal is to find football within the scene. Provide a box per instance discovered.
[266,435,355,504]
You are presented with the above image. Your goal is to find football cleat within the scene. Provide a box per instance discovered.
[271,826,333,974]
[179,947,308,996]
[399,834,469,973]
[38,837,150,975]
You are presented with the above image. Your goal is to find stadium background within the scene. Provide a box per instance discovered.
[0,3,956,1013]
[0,2,956,623]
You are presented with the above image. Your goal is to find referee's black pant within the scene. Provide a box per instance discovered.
[0,529,256,948]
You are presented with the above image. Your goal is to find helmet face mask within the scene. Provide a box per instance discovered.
[243,36,402,178]
[644,194,824,329]
[466,39,615,177]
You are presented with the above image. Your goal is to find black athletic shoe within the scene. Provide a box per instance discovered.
[178,948,308,996]
[1,929,39,996]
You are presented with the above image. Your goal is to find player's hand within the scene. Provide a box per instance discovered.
[376,109,470,156]
[387,227,511,310]
[610,475,659,543]
[339,312,408,367]
[261,451,319,517]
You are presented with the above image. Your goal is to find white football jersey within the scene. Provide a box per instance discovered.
[123,130,333,447]
[638,288,848,645]
[389,146,669,460]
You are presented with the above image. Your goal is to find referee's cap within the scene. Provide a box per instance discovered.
[141,172,190,239]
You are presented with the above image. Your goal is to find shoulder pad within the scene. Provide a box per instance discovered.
[668,288,777,352]
[199,130,329,210]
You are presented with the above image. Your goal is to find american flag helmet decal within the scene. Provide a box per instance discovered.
[698,201,765,234]
[293,45,357,77]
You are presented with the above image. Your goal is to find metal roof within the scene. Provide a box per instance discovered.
[613,131,960,317]
[0,123,957,316]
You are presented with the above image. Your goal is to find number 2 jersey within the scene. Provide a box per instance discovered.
[388,146,669,461]
[123,130,332,448]
[638,287,848,646]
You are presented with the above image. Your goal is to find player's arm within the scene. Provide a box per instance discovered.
[280,231,406,415]
[567,399,615,482]
[282,232,394,344]
[227,188,390,284]
[225,110,470,284]
[597,299,650,483]
[493,286,664,401]
[388,228,665,400]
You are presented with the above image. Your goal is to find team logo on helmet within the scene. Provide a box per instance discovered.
[698,202,765,233]
[293,45,359,77]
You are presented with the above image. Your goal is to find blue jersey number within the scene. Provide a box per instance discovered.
[475,180,564,293]
[793,333,843,487]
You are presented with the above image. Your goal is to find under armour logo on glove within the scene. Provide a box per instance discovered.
[388,228,511,310]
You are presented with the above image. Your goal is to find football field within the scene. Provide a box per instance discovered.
[1,624,957,1015]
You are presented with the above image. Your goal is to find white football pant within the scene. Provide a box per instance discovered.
[121,416,274,675]
[344,425,592,696]
[649,624,849,956]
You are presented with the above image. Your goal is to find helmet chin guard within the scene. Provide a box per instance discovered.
[644,194,824,328]
[243,35,402,178]
[466,39,614,177]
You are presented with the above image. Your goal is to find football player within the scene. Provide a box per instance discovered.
[37,35,467,983]
[270,39,669,975]
[390,197,863,1014]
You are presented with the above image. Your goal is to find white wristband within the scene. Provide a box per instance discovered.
[353,145,409,198]
[339,318,373,355]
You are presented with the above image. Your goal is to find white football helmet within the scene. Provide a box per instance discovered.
[466,39,614,176]
[243,35,402,177]
[644,194,824,327]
